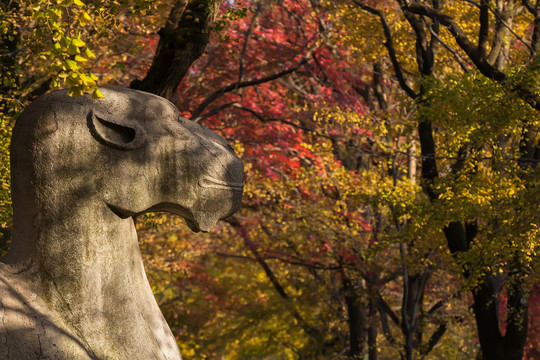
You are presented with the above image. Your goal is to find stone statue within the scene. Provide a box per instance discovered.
[0,87,243,359]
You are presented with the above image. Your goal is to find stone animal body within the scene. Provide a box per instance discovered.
[0,88,243,359]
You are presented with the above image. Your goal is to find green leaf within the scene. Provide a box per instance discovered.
[80,73,96,86]
[71,37,86,47]
[67,43,80,55]
[67,86,84,97]
[84,47,96,59]
[92,88,104,99]
[64,59,79,70]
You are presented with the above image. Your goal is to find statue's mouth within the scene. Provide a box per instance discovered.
[105,176,243,233]
[107,203,136,219]
[198,176,243,191]
[106,202,207,233]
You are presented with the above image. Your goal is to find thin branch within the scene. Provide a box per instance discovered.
[190,56,310,121]
[402,2,507,81]
[194,102,237,122]
[522,0,538,15]
[421,323,448,357]
[473,0,535,56]
[215,252,257,261]
[260,252,343,270]
[422,18,471,74]
[238,3,262,83]
[231,104,332,139]
[353,1,418,99]
[223,217,324,339]
[478,0,490,60]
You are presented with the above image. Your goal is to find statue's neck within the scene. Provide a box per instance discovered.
[3,193,181,359]
[7,195,143,306]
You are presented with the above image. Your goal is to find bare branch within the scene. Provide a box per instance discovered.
[352,1,418,99]
[377,299,399,346]
[422,18,471,74]
[522,0,538,15]
[224,217,325,340]
[421,323,448,357]
[238,3,262,82]
[230,104,332,138]
[377,293,400,326]
[402,2,507,81]
[478,0,490,60]
[190,56,310,121]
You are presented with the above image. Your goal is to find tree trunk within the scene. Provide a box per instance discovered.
[130,0,222,99]
[343,276,366,359]
[367,296,378,360]
[472,276,527,360]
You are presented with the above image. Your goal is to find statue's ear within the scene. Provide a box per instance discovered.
[88,110,147,150]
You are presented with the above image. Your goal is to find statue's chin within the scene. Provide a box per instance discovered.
[107,203,136,219]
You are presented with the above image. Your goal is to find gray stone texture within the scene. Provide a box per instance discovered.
[0,87,243,359]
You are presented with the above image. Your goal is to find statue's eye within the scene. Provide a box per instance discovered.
[93,116,136,145]
[87,110,147,150]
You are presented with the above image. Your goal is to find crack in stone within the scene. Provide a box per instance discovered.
[35,331,43,359]
[127,269,162,360]
[41,266,98,360]
[0,297,8,359]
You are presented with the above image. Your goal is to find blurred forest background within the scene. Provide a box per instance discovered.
[1,0,539,359]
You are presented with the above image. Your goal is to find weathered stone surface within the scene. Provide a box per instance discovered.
[0,87,243,359]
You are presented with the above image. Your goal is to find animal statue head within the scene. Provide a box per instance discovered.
[12,86,243,238]
[0,87,243,359]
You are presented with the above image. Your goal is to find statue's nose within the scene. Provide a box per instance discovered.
[199,147,243,192]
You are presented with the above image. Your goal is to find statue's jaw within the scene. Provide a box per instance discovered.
[106,202,212,233]
[106,203,137,219]
[105,174,243,233]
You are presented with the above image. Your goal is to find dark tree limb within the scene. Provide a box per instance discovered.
[190,57,309,120]
[224,217,325,341]
[478,0,490,60]
[422,18,471,74]
[522,0,538,14]
[377,293,400,326]
[397,0,434,75]
[402,2,507,82]
[523,0,540,56]
[504,259,529,360]
[130,0,222,99]
[367,296,378,360]
[342,274,367,358]
[353,1,418,99]
[238,3,261,83]
[377,299,399,346]
[421,323,447,357]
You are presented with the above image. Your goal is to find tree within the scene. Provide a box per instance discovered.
[340,1,540,359]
